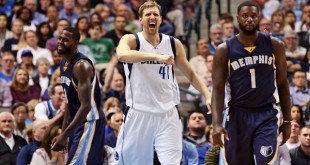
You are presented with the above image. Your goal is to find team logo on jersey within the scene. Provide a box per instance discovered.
[244,46,256,53]
[260,146,273,157]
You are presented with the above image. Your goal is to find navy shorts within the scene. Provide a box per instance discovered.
[223,106,280,165]
[67,118,105,165]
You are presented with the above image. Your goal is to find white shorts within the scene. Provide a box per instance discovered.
[115,107,182,165]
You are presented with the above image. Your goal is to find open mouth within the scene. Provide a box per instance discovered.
[149,22,156,30]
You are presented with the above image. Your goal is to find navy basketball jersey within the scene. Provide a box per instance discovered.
[60,53,104,122]
[226,33,279,109]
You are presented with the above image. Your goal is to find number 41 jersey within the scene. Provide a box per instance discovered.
[226,32,279,109]
[123,32,180,113]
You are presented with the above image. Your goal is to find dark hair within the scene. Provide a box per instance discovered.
[16,7,33,22]
[219,12,234,22]
[63,27,80,42]
[40,125,60,158]
[11,102,29,114]
[0,12,8,20]
[90,12,103,24]
[187,111,205,121]
[291,104,305,126]
[293,70,306,77]
[237,1,260,15]
[75,16,89,29]
[48,83,62,96]
[37,22,53,47]
[57,18,71,27]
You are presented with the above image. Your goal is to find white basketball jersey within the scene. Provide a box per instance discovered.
[123,32,180,113]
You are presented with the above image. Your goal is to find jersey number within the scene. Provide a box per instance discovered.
[249,69,256,88]
[159,66,170,79]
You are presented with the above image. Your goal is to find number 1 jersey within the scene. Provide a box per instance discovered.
[226,32,279,109]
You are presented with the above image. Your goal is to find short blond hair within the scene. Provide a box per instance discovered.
[138,1,161,18]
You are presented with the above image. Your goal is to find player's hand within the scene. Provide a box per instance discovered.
[212,124,229,148]
[51,134,67,151]
[279,122,291,146]
[157,55,174,66]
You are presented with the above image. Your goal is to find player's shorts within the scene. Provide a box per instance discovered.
[67,118,105,165]
[223,105,281,165]
[115,107,182,165]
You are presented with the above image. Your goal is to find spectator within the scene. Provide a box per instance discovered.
[50,49,62,75]
[285,10,297,31]
[291,104,305,126]
[17,49,37,78]
[222,21,235,40]
[0,78,12,107]
[0,51,15,84]
[103,63,126,112]
[16,120,49,165]
[105,111,123,148]
[94,3,113,31]
[281,0,302,22]
[32,57,51,97]
[58,0,80,26]
[74,0,94,18]
[286,120,301,150]
[295,2,310,32]
[82,22,115,65]
[113,3,140,33]
[2,19,24,58]
[11,102,29,142]
[270,9,287,38]
[26,99,39,124]
[258,17,272,33]
[34,83,65,126]
[45,18,70,51]
[16,31,53,65]
[289,70,310,125]
[30,125,65,165]
[46,5,59,32]
[208,24,223,54]
[24,0,47,26]
[289,126,310,165]
[181,140,199,165]
[75,16,89,43]
[16,7,37,32]
[0,12,13,49]
[37,0,52,15]
[10,67,41,104]
[183,111,208,147]
[197,125,212,165]
[274,132,291,165]
[36,22,53,48]
[103,97,122,135]
[0,112,27,165]
[105,15,132,47]
[284,30,306,60]
[90,12,107,36]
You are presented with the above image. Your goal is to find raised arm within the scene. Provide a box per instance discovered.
[272,38,292,145]
[174,38,211,103]
[211,43,229,147]
[116,34,173,65]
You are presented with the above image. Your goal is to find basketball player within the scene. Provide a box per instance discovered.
[51,27,105,164]
[211,1,292,165]
[115,1,211,164]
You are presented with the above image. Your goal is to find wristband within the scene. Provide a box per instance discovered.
[48,160,57,164]
[283,120,291,124]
